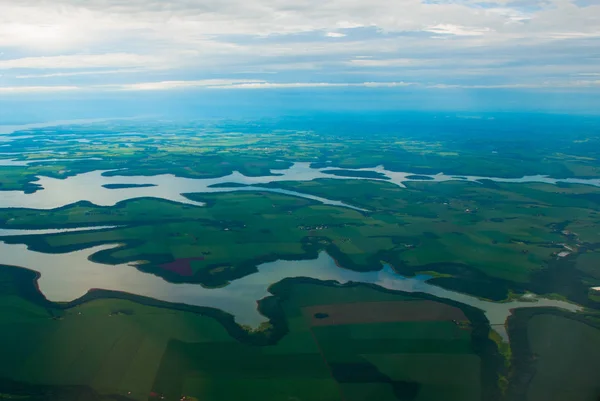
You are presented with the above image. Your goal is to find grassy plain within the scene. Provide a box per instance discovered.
[0,265,499,401]
[1,114,600,193]
[1,115,599,400]
[506,309,600,401]
[525,314,600,401]
[2,178,598,305]
[151,280,499,401]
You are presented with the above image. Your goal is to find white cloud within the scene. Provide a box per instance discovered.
[347,58,422,67]
[548,31,600,39]
[0,53,161,70]
[109,79,267,91]
[425,24,491,36]
[211,81,415,89]
[0,80,415,93]
[1,0,597,49]
[0,0,599,91]
[428,80,600,89]
[345,57,512,69]
[336,21,365,29]
[2,78,599,95]
[0,85,79,94]
[15,69,142,79]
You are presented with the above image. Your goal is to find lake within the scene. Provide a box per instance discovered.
[0,162,598,211]
[0,233,581,341]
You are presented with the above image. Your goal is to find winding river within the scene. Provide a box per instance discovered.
[0,121,592,343]
[0,231,581,341]
[0,162,598,212]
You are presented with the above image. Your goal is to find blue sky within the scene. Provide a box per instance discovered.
[0,0,599,97]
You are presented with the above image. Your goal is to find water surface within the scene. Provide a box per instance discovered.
[0,162,598,211]
[0,157,102,167]
[0,237,580,341]
[0,226,117,237]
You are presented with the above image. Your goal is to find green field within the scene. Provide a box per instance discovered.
[150,280,500,401]
[526,314,600,401]
[506,309,600,401]
[2,115,600,193]
[2,178,599,305]
[1,116,600,400]
[0,265,501,401]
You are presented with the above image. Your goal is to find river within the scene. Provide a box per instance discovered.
[0,121,592,343]
[0,235,581,341]
[0,162,598,212]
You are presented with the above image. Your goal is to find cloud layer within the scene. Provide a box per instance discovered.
[1,0,599,93]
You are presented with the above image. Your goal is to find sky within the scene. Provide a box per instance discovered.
[0,0,599,113]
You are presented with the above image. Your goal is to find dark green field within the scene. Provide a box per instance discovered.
[506,309,600,401]
[0,265,501,401]
[150,280,501,401]
[1,115,600,401]
[2,115,600,193]
[2,179,599,306]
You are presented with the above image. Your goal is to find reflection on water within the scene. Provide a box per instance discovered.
[0,157,103,167]
[0,151,593,342]
[0,238,580,341]
[0,165,368,210]
[0,226,117,237]
[0,162,599,211]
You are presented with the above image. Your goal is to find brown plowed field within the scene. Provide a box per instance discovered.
[159,257,204,276]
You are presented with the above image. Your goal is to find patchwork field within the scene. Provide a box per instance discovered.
[2,178,599,306]
[0,266,500,401]
[1,116,599,400]
[150,281,498,401]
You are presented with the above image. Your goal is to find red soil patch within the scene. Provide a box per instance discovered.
[159,257,204,276]
[303,300,468,327]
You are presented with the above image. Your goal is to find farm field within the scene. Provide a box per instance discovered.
[506,309,600,401]
[0,265,500,401]
[150,280,499,401]
[2,179,599,306]
[1,114,600,194]
[1,115,600,400]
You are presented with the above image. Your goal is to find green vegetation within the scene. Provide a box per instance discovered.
[0,265,244,400]
[1,115,600,400]
[0,264,501,401]
[2,114,600,193]
[0,167,42,193]
[488,330,512,395]
[151,280,501,401]
[2,176,600,305]
[506,309,600,401]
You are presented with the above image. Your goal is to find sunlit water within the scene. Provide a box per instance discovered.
[0,226,117,236]
[0,157,103,167]
[0,122,593,342]
[0,238,580,341]
[0,162,598,212]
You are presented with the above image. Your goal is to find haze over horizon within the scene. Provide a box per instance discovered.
[0,0,599,111]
